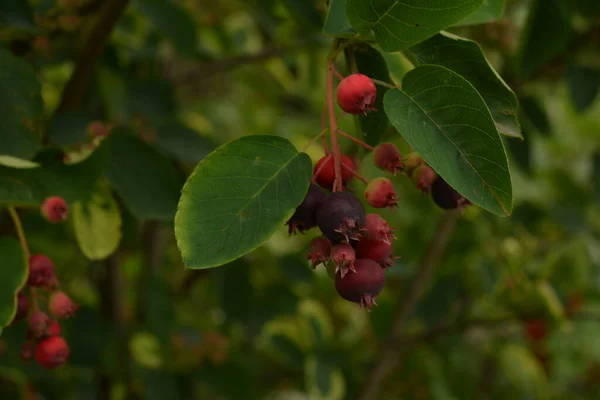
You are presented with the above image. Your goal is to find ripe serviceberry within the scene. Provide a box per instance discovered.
[317,191,366,243]
[47,320,61,337]
[307,237,332,269]
[365,178,398,209]
[403,152,424,174]
[41,196,68,223]
[28,310,50,338]
[431,177,470,210]
[355,239,395,269]
[13,292,30,323]
[35,336,69,369]
[336,74,377,114]
[412,165,437,193]
[374,143,403,174]
[335,259,385,310]
[28,254,57,288]
[525,319,546,342]
[364,213,396,243]
[49,291,78,319]
[331,243,356,278]
[286,184,327,235]
[313,155,355,191]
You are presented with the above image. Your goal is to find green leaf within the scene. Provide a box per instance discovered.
[518,0,573,78]
[134,0,198,58]
[0,144,108,206]
[348,44,392,146]
[0,237,27,329]
[304,356,346,400]
[383,65,512,216]
[155,121,215,164]
[0,156,39,169]
[48,111,94,147]
[345,0,483,51]
[281,0,322,28]
[0,49,42,160]
[410,32,521,138]
[454,0,504,26]
[0,0,37,32]
[323,0,355,38]
[498,344,549,399]
[567,65,600,113]
[72,182,122,260]
[127,79,175,123]
[175,135,311,269]
[107,130,185,221]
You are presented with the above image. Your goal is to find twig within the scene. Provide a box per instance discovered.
[357,210,461,400]
[57,0,131,112]
[336,129,374,151]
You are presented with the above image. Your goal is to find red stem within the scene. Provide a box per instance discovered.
[327,61,343,192]
[343,164,368,184]
[330,62,344,80]
[337,129,374,151]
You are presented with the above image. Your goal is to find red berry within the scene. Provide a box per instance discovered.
[28,254,58,288]
[431,177,470,210]
[28,310,50,338]
[316,192,366,243]
[525,319,546,342]
[412,165,437,193]
[336,74,377,115]
[13,291,30,323]
[286,184,327,235]
[313,155,355,191]
[355,239,394,269]
[365,178,398,209]
[403,152,424,174]
[364,213,396,243]
[49,291,79,319]
[307,237,332,269]
[47,320,61,337]
[21,341,34,361]
[35,336,69,369]
[331,243,356,278]
[373,143,403,174]
[335,259,385,310]
[41,196,68,223]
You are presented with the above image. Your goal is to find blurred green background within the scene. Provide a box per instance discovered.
[1,0,600,399]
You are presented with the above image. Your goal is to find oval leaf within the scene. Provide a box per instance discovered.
[323,0,356,38]
[175,135,311,269]
[0,49,42,159]
[383,65,512,215]
[410,32,521,138]
[0,237,28,329]
[72,183,122,260]
[304,356,346,400]
[345,0,483,51]
[454,0,504,26]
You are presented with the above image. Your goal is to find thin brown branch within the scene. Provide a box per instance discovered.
[357,210,461,400]
[57,0,131,112]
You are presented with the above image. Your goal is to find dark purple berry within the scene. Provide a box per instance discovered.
[335,259,385,310]
[286,184,327,235]
[431,177,470,210]
[316,191,365,243]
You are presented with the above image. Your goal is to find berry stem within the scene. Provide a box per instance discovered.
[326,60,343,192]
[371,78,399,90]
[336,129,374,151]
[343,164,368,184]
[330,62,344,81]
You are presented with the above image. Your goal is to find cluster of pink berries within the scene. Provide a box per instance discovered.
[286,73,470,310]
[10,196,78,369]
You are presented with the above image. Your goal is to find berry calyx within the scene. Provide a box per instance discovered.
[364,178,398,209]
[412,165,437,193]
[331,243,356,278]
[403,152,424,174]
[313,155,355,191]
[336,74,377,115]
[525,319,546,342]
[28,254,58,288]
[286,184,327,235]
[35,336,69,369]
[373,143,403,174]
[364,213,396,243]
[355,239,395,269]
[307,237,332,269]
[41,196,68,223]
[13,291,30,323]
[317,191,366,243]
[49,291,79,319]
[28,310,50,338]
[335,259,385,310]
[431,177,470,210]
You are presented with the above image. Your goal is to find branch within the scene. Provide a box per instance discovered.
[357,210,461,400]
[57,0,131,112]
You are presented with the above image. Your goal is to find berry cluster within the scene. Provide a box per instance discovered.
[286,73,472,310]
[10,196,77,369]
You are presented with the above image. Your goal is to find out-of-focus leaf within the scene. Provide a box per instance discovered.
[0,238,27,329]
[298,300,334,347]
[520,96,550,135]
[0,49,42,159]
[130,332,163,369]
[0,0,37,32]
[304,356,345,400]
[455,0,504,26]
[217,259,253,323]
[498,344,550,399]
[281,0,322,28]
[0,156,39,169]
[48,111,94,147]
[567,65,600,113]
[155,121,215,164]
[323,0,355,38]
[146,275,175,344]
[127,79,175,124]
